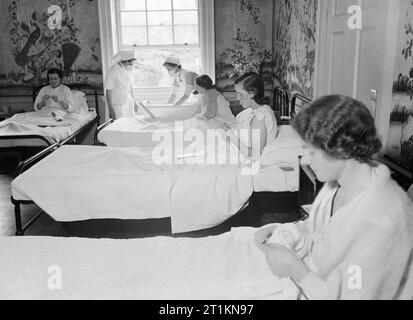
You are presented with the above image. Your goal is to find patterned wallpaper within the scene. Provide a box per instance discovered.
[385,0,413,172]
[0,0,102,90]
[215,0,273,93]
[272,0,318,99]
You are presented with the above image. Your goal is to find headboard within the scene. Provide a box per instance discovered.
[291,93,312,118]
[32,83,101,120]
[273,86,290,125]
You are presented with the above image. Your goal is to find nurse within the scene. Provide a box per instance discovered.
[163,56,198,105]
[105,50,138,119]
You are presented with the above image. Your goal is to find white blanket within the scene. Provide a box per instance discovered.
[11,127,303,232]
[0,111,96,147]
[0,228,298,300]
[98,116,228,148]
[12,145,254,233]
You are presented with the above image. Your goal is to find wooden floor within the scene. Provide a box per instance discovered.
[0,154,301,239]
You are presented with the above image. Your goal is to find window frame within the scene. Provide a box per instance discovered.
[98,0,215,94]
[115,0,201,48]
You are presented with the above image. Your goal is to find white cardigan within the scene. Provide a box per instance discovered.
[296,165,413,300]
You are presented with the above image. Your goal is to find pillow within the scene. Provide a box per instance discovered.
[71,90,88,114]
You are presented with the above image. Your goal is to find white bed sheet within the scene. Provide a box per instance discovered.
[11,145,254,233]
[135,102,200,121]
[98,116,229,148]
[0,227,298,300]
[11,127,303,233]
[0,110,97,147]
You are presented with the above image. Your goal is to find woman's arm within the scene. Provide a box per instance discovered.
[106,89,116,119]
[34,88,48,111]
[202,94,218,119]
[226,116,267,160]
[175,72,196,106]
[130,86,139,112]
[298,225,397,300]
[174,94,190,106]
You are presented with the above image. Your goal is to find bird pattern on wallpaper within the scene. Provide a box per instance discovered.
[385,0,413,172]
[2,0,102,88]
[272,0,317,99]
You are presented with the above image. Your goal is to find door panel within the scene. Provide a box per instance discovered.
[319,0,389,110]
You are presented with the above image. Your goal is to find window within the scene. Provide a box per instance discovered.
[118,0,199,47]
[98,0,214,105]
[98,0,215,103]
[116,0,201,90]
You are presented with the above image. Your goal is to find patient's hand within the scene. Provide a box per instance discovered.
[50,96,60,103]
[219,123,232,131]
[254,224,278,247]
[194,114,207,121]
[260,243,310,282]
[43,95,50,102]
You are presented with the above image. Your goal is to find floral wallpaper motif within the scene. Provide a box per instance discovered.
[272,0,317,98]
[0,0,102,89]
[385,0,413,173]
[215,0,273,92]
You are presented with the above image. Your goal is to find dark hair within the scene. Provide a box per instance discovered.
[47,68,63,79]
[234,72,270,105]
[163,62,182,69]
[292,95,382,163]
[195,75,214,90]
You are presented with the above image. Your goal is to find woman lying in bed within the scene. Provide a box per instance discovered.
[255,95,413,300]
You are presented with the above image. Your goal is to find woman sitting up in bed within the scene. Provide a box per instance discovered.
[193,75,235,123]
[255,95,413,300]
[34,68,75,120]
[220,72,278,160]
[183,75,235,131]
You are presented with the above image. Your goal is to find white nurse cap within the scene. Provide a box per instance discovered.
[112,50,137,62]
[163,56,180,66]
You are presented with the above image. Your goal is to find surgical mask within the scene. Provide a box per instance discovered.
[168,69,177,78]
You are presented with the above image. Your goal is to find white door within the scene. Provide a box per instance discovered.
[316,0,391,117]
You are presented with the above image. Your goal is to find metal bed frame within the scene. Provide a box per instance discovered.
[273,86,290,125]
[94,119,114,146]
[10,152,322,236]
[3,84,101,235]
[0,83,101,150]
[290,93,312,118]
[11,142,60,235]
[9,91,318,236]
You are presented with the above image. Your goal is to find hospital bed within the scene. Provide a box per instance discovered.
[0,227,299,300]
[0,84,100,155]
[95,101,204,147]
[10,125,308,236]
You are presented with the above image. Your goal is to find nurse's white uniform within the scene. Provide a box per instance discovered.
[171,68,199,104]
[105,63,135,119]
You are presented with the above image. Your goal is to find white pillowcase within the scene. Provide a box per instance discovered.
[71,90,89,114]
